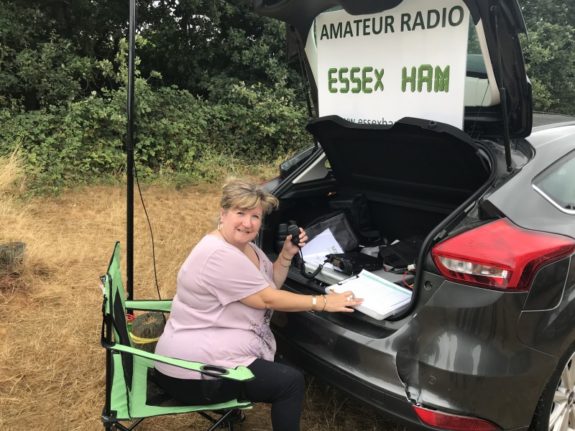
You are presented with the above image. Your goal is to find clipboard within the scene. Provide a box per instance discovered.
[329,270,412,320]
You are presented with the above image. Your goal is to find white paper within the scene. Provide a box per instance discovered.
[329,270,412,320]
[301,228,344,268]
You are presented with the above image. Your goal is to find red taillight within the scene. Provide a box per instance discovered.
[413,405,499,431]
[432,219,575,291]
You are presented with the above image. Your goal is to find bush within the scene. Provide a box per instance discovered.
[0,81,310,192]
[522,22,575,115]
[0,95,125,192]
[208,81,310,162]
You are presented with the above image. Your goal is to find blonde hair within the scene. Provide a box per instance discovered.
[220,178,279,215]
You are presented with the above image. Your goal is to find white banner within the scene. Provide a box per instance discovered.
[315,0,470,129]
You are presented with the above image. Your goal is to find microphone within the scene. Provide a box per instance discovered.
[287,224,301,247]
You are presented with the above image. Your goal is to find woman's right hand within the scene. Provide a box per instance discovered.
[322,290,363,313]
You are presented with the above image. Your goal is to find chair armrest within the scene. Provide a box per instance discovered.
[125,300,172,313]
[105,342,254,382]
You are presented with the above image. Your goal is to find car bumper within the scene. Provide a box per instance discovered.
[272,310,428,429]
[273,279,555,430]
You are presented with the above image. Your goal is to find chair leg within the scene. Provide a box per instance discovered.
[101,418,144,431]
[199,409,246,431]
[206,410,233,431]
[206,409,247,430]
[125,418,145,430]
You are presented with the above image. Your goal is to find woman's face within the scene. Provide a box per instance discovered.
[220,206,263,247]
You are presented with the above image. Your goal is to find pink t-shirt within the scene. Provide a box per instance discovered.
[155,235,277,379]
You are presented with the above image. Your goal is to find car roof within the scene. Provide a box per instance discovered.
[529,113,575,147]
[532,113,575,129]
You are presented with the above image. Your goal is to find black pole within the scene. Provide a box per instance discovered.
[491,5,513,173]
[102,294,115,429]
[126,0,136,300]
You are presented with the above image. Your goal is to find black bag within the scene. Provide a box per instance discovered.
[305,211,359,252]
[329,194,372,232]
[379,237,422,269]
[328,194,381,245]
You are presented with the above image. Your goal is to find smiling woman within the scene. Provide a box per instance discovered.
[152,178,362,431]
[217,180,279,248]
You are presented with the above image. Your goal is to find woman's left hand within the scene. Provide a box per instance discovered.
[322,290,363,312]
[283,227,308,258]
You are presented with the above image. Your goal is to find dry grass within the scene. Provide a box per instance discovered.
[0,157,405,430]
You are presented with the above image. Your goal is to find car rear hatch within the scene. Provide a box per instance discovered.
[259,114,494,329]
[255,0,532,329]
[307,116,490,209]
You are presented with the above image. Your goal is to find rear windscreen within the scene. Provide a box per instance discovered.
[533,151,575,214]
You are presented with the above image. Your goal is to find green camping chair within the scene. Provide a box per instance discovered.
[100,242,254,430]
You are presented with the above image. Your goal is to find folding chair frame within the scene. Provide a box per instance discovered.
[100,242,254,431]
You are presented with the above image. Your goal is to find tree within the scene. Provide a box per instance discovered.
[520,0,575,114]
[0,1,118,110]
[136,0,303,101]
[1,0,304,108]
[521,0,575,29]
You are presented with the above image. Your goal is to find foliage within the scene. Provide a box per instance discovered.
[520,0,575,114]
[207,81,309,161]
[0,1,310,192]
[137,0,303,100]
[0,98,124,192]
[1,0,575,193]
[0,149,25,196]
[0,2,114,110]
[0,77,309,192]
[521,0,575,29]
[521,21,575,115]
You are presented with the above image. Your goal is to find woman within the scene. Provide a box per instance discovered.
[154,178,362,431]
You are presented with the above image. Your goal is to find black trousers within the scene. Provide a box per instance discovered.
[155,358,305,431]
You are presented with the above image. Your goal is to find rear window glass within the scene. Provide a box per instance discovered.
[533,151,575,214]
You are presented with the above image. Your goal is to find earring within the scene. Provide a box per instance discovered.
[217,221,223,231]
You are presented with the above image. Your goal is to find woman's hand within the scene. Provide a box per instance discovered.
[240,287,363,313]
[321,290,363,313]
[282,227,308,258]
[273,228,307,286]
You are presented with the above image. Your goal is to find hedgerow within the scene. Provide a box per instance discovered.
[0,82,310,193]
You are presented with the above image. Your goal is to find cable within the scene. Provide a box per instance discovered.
[402,271,414,289]
[296,248,327,279]
[133,163,163,305]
